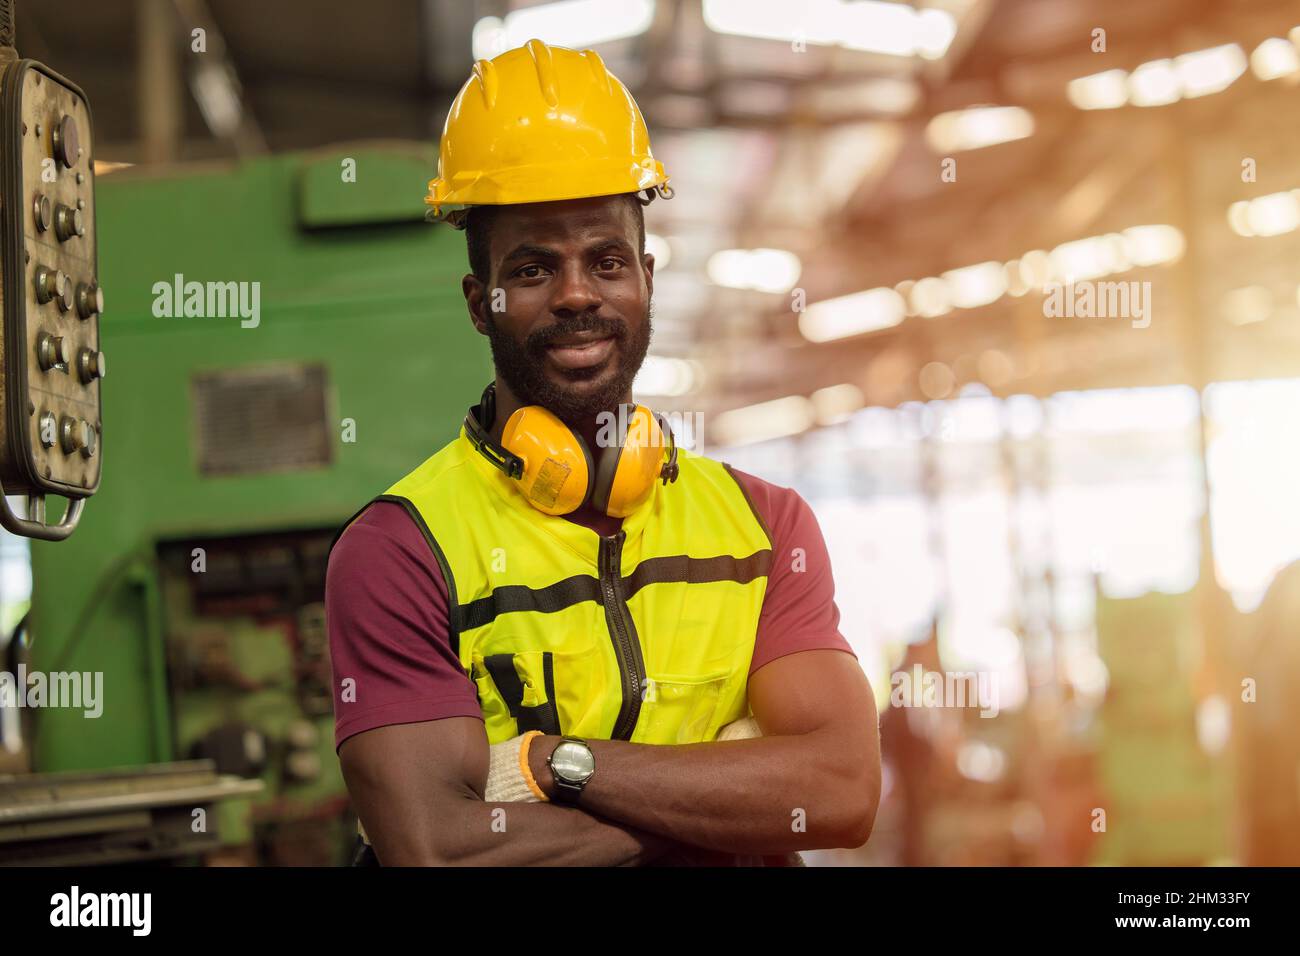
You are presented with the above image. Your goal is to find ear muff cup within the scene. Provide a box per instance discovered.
[500,406,595,515]
[594,406,667,518]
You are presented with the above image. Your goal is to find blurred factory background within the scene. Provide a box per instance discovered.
[3,0,1300,866]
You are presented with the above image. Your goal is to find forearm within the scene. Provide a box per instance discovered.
[346,728,673,866]
[531,731,878,856]
[373,794,669,866]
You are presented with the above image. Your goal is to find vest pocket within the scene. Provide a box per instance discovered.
[472,640,614,742]
[478,651,562,737]
[635,669,731,744]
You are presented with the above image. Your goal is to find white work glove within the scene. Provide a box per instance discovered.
[715,715,762,741]
[485,731,547,803]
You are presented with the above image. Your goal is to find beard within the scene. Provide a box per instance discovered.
[486,303,653,428]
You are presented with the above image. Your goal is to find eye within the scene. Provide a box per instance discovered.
[514,264,548,280]
[595,257,624,272]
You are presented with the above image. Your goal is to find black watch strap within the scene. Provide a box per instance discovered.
[552,777,584,803]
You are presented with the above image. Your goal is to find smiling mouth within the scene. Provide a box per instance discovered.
[544,335,617,370]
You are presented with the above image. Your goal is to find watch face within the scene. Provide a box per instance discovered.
[552,741,595,783]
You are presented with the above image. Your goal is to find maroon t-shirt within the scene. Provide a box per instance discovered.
[328,466,855,750]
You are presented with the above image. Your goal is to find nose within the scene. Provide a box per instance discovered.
[549,260,602,316]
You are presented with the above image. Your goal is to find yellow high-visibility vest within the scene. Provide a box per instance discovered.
[377,426,772,745]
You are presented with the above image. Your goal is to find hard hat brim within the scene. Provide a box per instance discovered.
[426,156,668,223]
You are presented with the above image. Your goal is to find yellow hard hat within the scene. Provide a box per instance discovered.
[425,38,672,226]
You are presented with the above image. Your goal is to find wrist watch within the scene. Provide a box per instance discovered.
[546,735,595,804]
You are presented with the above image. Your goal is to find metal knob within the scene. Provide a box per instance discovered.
[35,266,68,306]
[59,416,95,458]
[52,114,79,169]
[36,332,70,371]
[77,348,105,383]
[38,412,56,448]
[76,282,103,319]
[54,204,84,241]
[33,193,51,232]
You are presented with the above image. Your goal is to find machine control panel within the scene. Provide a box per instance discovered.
[0,59,100,538]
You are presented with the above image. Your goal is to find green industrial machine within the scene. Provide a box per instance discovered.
[22,142,490,863]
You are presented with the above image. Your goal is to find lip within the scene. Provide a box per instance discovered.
[545,335,616,370]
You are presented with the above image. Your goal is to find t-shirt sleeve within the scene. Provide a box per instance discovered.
[326,500,483,751]
[729,468,858,676]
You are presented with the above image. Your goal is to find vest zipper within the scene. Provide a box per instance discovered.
[599,531,645,740]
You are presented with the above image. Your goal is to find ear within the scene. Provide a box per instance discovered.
[642,250,655,301]
[463,273,489,336]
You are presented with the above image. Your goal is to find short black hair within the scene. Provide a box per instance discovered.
[465,193,646,284]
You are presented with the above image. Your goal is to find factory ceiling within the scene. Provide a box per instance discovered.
[17,0,1300,418]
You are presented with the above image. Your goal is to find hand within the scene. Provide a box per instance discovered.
[715,716,762,741]
[485,732,550,802]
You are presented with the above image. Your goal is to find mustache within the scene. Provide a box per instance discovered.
[526,314,627,352]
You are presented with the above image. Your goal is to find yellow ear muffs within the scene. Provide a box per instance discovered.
[465,383,679,518]
[591,405,669,518]
[499,405,594,516]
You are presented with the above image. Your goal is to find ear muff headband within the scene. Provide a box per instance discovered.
[464,384,525,479]
[590,432,624,516]
[656,411,680,485]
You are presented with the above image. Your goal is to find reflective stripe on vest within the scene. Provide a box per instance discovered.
[375,427,772,746]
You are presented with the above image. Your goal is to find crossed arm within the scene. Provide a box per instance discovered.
[339,648,881,865]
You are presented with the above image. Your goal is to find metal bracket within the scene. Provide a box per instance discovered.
[0,488,84,540]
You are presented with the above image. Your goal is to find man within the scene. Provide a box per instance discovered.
[327,38,880,866]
